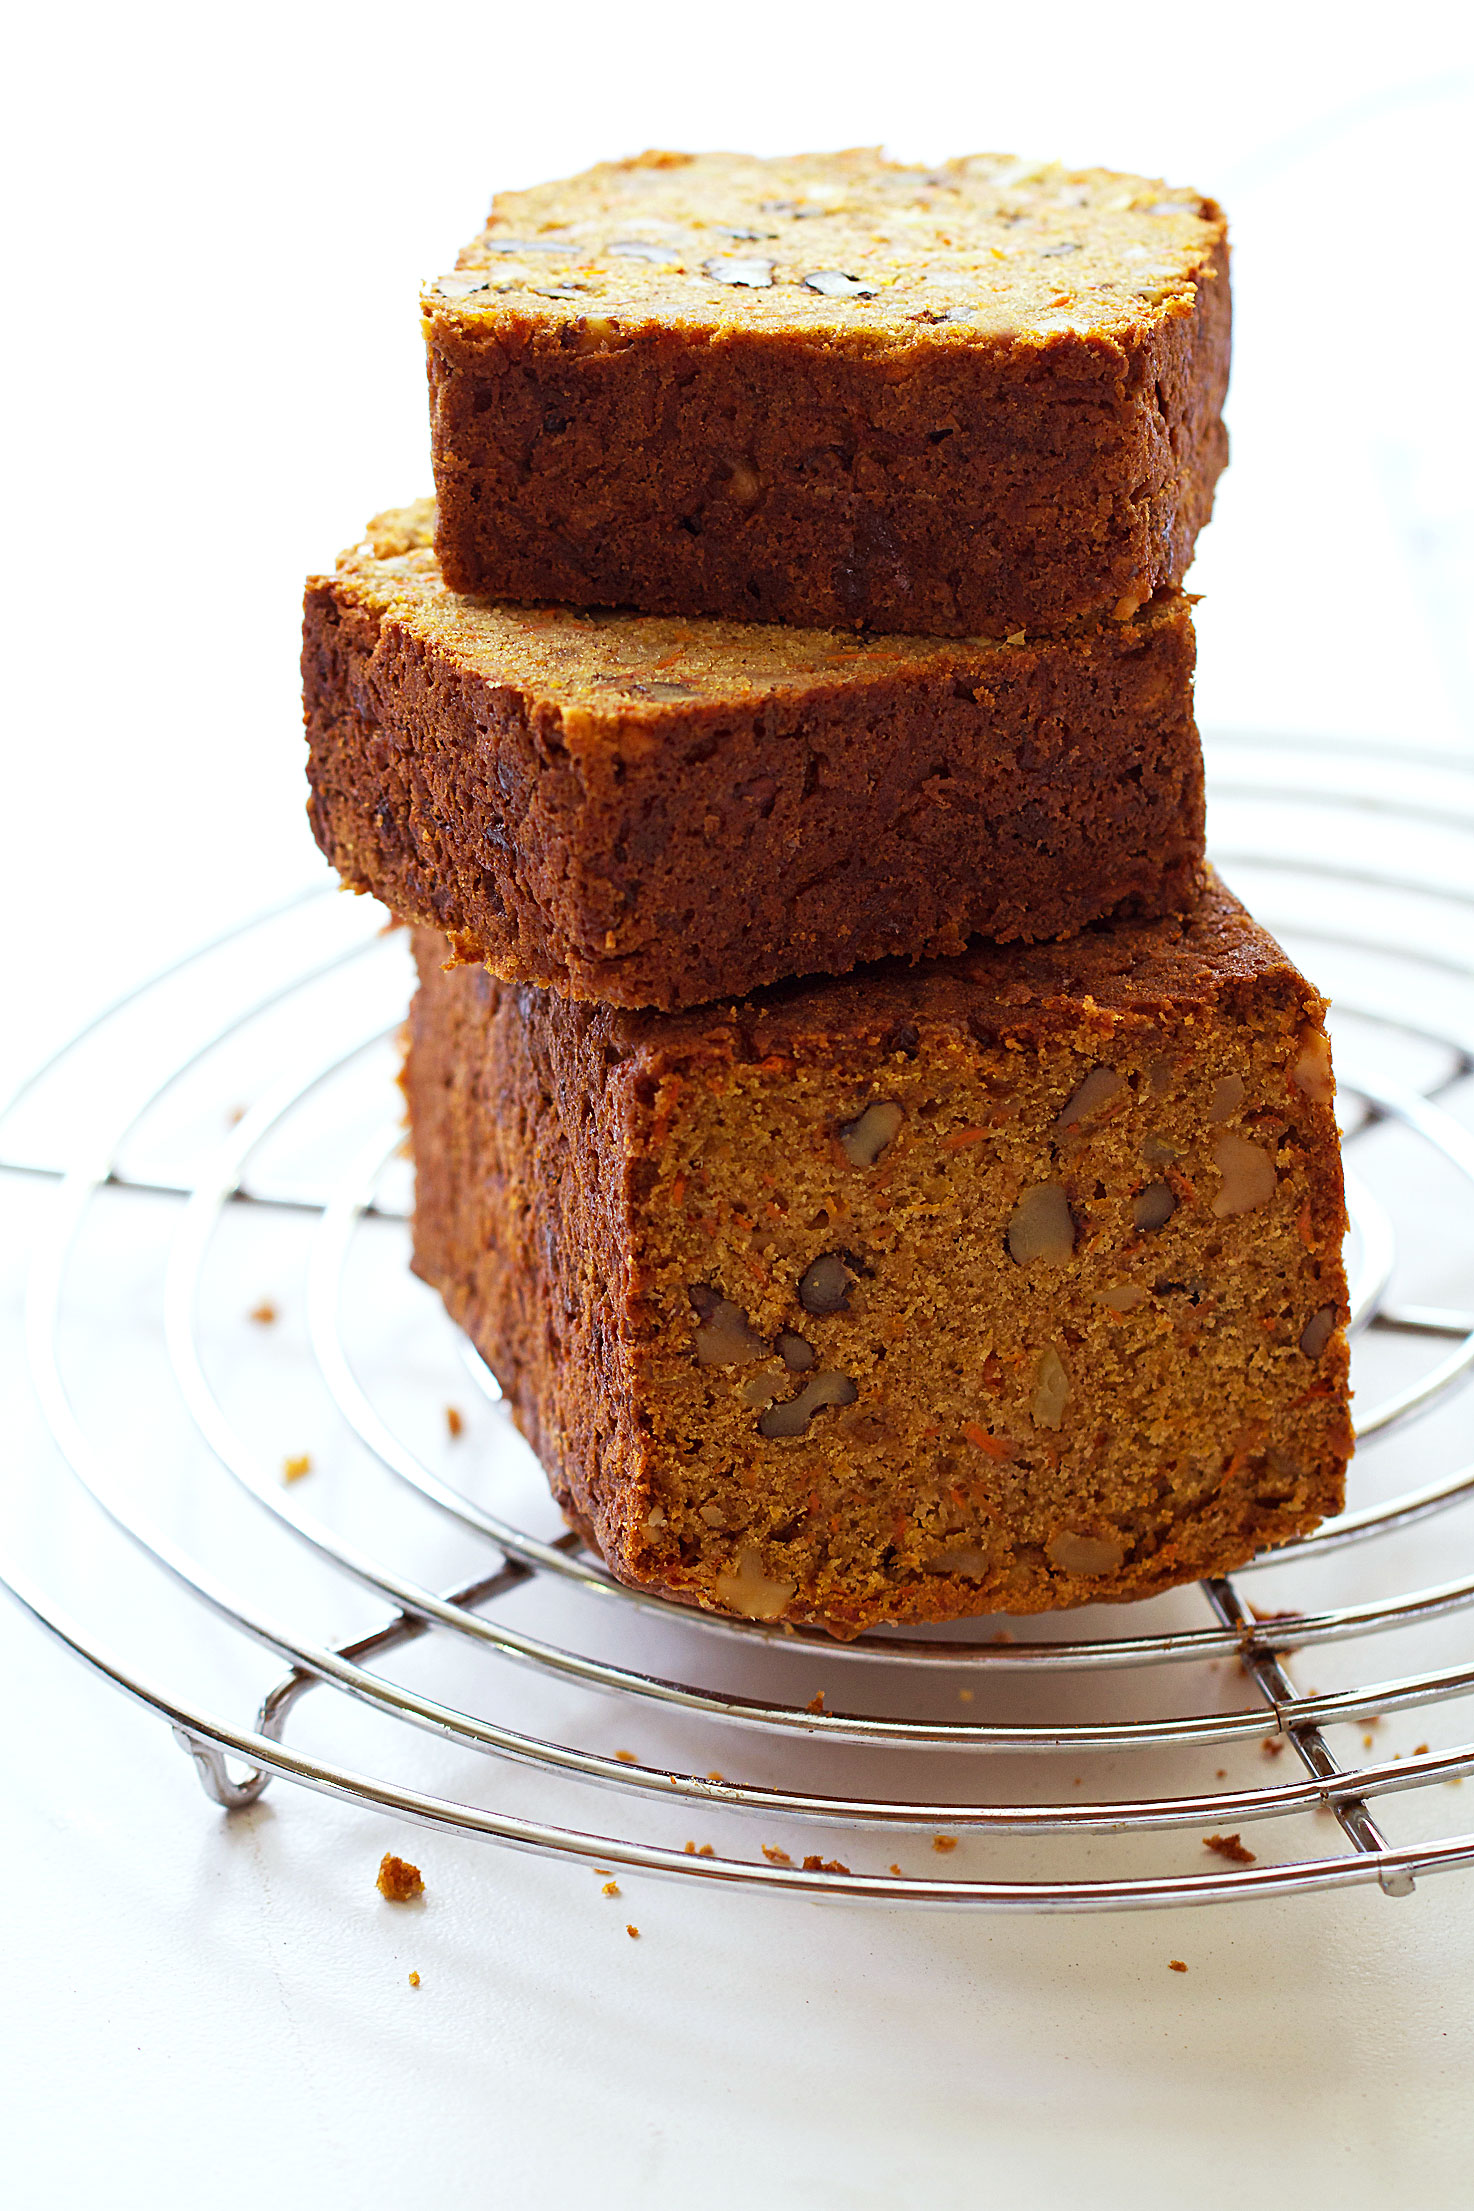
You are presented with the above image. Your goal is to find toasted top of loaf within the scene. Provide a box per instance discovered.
[317,500,1189,728]
[589,877,1325,1060]
[424,146,1225,348]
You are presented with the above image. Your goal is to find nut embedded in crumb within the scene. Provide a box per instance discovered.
[282,1454,312,1484]
[445,1405,464,1438]
[249,1301,278,1326]
[1006,1183,1075,1266]
[377,1852,424,1901]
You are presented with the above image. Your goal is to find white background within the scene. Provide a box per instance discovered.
[4,3,1474,2204]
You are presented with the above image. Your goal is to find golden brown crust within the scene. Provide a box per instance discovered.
[303,503,1205,1011]
[405,879,1350,1637]
[424,148,1230,634]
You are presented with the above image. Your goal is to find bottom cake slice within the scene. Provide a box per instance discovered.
[405,876,1352,1637]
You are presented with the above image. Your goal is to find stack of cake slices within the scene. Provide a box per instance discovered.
[302,148,1352,1638]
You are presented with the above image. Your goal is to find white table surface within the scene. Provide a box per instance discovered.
[4,7,1474,2204]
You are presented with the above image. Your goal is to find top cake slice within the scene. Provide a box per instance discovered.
[423,147,1230,637]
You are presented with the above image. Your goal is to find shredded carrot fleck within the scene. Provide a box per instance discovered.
[961,1424,1015,1461]
[941,1127,988,1151]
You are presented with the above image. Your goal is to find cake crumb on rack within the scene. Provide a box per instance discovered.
[807,1691,826,1714]
[377,1853,424,1901]
[889,1864,904,1878]
[614,1749,638,1764]
[282,1454,312,1484]
[932,1835,958,1853]
[802,1855,851,1875]
[761,1845,792,1866]
[1202,1832,1256,1864]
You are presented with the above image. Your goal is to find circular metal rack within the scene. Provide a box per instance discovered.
[4,731,1474,1913]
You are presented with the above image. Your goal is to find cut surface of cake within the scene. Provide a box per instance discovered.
[423,147,1230,636]
[304,503,1204,1012]
[405,878,1351,1638]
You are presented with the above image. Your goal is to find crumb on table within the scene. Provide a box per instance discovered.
[282,1454,312,1483]
[249,1301,277,1325]
[408,1970,421,1987]
[802,1855,851,1875]
[932,1835,958,1853]
[626,1924,640,1939]
[602,1879,620,1897]
[377,1852,425,1902]
[1169,1959,1188,1973]
[1202,1832,1256,1865]
[614,1748,638,1764]
[445,1405,464,1438]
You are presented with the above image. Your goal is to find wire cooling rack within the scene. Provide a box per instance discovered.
[4,731,1474,1913]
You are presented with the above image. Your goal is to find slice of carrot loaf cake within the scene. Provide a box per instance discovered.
[305,502,1203,1011]
[404,877,1350,1637]
[423,147,1229,636]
